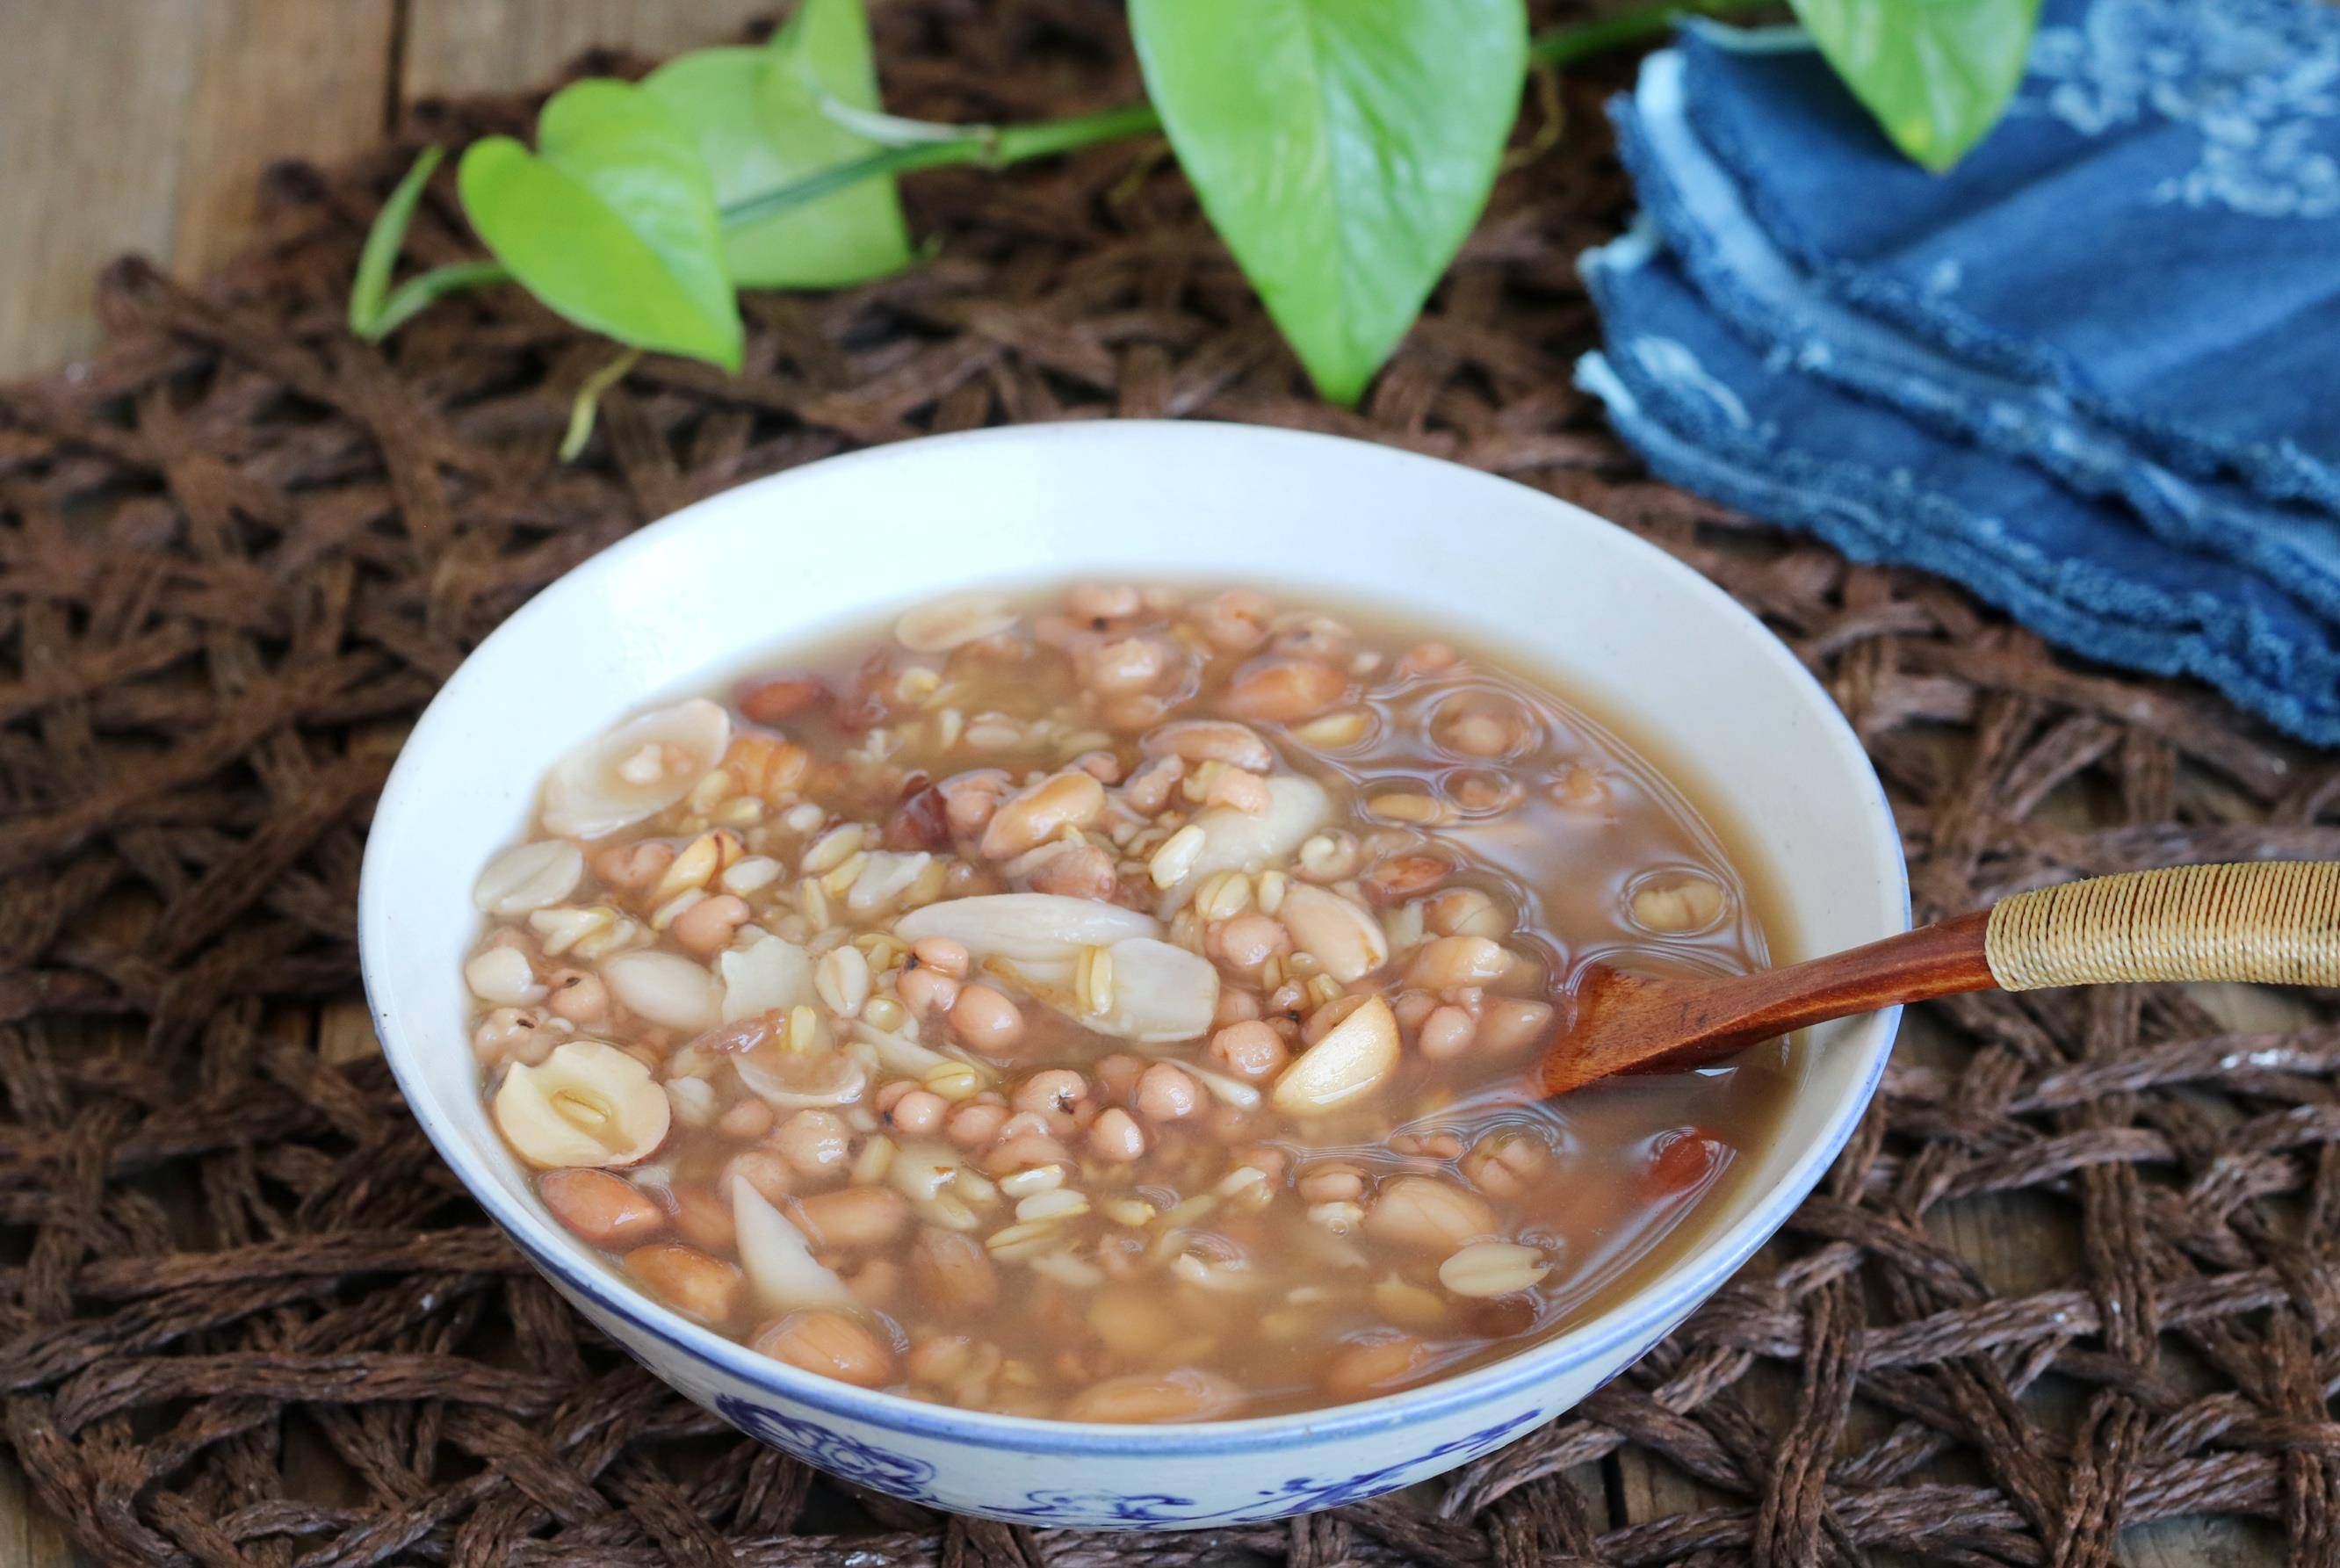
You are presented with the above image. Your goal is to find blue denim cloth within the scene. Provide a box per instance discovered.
[1578,0,2340,744]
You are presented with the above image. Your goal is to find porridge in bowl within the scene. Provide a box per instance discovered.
[463,582,1790,1421]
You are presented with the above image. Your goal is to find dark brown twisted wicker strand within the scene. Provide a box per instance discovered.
[1,4,2337,1564]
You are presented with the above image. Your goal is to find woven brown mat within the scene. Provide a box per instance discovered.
[5,3,2340,1564]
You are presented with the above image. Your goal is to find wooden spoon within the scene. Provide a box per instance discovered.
[1539,862,2340,1095]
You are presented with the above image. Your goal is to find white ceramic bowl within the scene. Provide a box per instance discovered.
[359,420,1906,1528]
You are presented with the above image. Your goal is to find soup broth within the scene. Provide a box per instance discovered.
[463,582,1793,1421]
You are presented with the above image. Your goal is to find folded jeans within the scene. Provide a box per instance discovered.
[1578,0,2340,745]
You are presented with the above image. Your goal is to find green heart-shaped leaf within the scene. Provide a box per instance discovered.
[1130,0,1528,405]
[1788,0,2042,171]
[459,79,742,368]
[644,0,913,290]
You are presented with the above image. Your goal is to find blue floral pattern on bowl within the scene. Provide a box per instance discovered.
[714,1396,943,1499]
[712,1395,1547,1525]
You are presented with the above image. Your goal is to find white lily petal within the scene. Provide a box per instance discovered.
[732,1176,855,1311]
[1156,775,1331,916]
[720,935,815,1022]
[733,1049,869,1109]
[1089,938,1220,1043]
[541,698,730,840]
[896,893,1159,964]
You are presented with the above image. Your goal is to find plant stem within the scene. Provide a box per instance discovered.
[368,259,514,341]
[364,0,1773,337]
[560,348,644,459]
[1531,0,1771,68]
[715,103,1162,233]
[722,3,1767,234]
[990,101,1166,163]
[350,146,445,337]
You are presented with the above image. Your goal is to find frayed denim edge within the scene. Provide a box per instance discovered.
[1571,338,2340,745]
[1582,240,2340,692]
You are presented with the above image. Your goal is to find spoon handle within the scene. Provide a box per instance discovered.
[1552,863,2340,1093]
[1984,862,2340,990]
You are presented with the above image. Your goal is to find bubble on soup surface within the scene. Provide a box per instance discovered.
[1628,870,1730,934]
[539,698,730,840]
[1431,691,1536,758]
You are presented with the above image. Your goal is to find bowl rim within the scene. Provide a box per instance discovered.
[360,418,1910,1455]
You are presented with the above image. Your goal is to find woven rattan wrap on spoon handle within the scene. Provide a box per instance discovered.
[1542,862,2340,1095]
[1984,862,2340,989]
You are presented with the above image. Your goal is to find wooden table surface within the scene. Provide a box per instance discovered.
[0,5,2280,1564]
[0,0,786,379]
